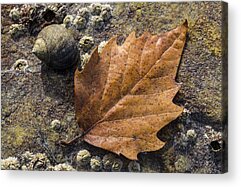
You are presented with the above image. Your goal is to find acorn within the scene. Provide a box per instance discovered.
[32,24,79,70]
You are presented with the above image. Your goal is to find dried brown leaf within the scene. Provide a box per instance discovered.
[74,21,188,160]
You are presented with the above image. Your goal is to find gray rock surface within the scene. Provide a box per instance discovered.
[1,2,228,173]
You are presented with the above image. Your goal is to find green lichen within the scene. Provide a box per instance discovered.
[189,18,221,57]
[3,124,34,148]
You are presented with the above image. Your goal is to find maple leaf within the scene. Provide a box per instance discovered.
[74,21,188,160]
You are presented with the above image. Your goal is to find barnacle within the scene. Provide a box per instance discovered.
[98,41,107,54]
[111,158,123,172]
[63,15,74,28]
[1,157,20,170]
[100,4,112,21]
[174,155,190,173]
[102,154,115,171]
[73,16,87,30]
[76,149,91,166]
[128,161,141,172]
[79,36,94,52]
[78,7,90,20]
[8,24,26,39]
[50,119,62,132]
[92,16,104,30]
[89,3,102,16]
[9,7,21,21]
[48,163,75,171]
[90,156,102,171]
[11,59,29,72]
[186,129,197,140]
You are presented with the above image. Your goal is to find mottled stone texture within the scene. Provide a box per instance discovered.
[1,1,228,173]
